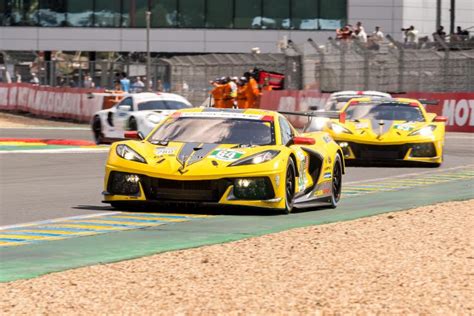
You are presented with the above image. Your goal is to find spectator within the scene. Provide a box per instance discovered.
[113,79,121,91]
[455,26,469,40]
[372,26,384,42]
[156,79,164,92]
[354,28,368,43]
[120,72,130,93]
[433,25,446,41]
[83,74,95,88]
[402,25,418,47]
[14,71,22,83]
[132,76,145,92]
[336,25,353,40]
[30,72,39,85]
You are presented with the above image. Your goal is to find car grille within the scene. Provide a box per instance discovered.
[140,177,232,202]
[349,143,408,160]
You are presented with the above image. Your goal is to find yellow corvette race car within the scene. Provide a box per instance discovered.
[103,108,345,213]
[319,97,446,166]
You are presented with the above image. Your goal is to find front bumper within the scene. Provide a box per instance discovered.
[103,168,286,209]
[337,140,443,164]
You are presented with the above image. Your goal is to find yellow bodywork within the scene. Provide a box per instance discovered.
[103,108,343,211]
[322,97,445,165]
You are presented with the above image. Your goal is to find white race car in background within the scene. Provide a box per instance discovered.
[91,92,191,144]
[307,90,392,131]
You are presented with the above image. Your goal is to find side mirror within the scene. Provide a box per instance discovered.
[118,105,131,112]
[433,116,447,122]
[292,136,316,145]
[124,131,144,140]
[339,112,346,123]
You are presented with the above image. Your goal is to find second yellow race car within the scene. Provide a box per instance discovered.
[103,108,345,213]
[314,97,446,167]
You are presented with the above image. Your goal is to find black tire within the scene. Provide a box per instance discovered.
[92,116,104,144]
[282,158,296,214]
[329,154,343,208]
[128,117,138,131]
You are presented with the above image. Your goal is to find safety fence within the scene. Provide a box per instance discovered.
[3,54,286,107]
[260,90,474,133]
[285,38,474,93]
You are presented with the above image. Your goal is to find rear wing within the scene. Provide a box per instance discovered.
[279,110,344,121]
[418,99,439,106]
[279,110,346,131]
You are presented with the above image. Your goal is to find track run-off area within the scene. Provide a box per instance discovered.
[0,127,473,282]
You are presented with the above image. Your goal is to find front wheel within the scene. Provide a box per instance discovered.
[92,116,104,144]
[329,154,342,208]
[128,117,138,131]
[282,158,296,214]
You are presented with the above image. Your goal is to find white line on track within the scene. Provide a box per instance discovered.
[0,126,89,130]
[0,211,122,231]
[0,147,109,154]
[344,164,474,185]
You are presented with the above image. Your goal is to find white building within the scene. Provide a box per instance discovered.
[0,0,472,53]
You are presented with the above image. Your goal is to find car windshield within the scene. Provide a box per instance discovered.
[325,97,353,111]
[345,102,425,122]
[137,100,191,111]
[325,95,388,111]
[149,117,275,145]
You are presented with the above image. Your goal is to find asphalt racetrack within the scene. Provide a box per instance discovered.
[1,128,473,226]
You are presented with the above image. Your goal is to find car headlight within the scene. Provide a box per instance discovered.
[408,125,436,136]
[229,150,280,166]
[147,113,163,124]
[116,144,147,163]
[330,122,353,134]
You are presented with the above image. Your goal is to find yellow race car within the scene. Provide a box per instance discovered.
[103,108,345,213]
[318,97,446,166]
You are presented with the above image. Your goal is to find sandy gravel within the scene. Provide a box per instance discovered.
[1,200,473,315]
[0,111,87,128]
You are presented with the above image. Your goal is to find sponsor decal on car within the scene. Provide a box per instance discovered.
[323,135,333,143]
[393,123,415,131]
[208,149,244,161]
[323,172,332,179]
[155,147,176,156]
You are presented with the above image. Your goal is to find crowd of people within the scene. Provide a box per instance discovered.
[209,70,272,109]
[335,21,471,49]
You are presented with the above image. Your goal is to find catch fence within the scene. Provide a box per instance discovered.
[287,36,474,93]
[2,36,473,108]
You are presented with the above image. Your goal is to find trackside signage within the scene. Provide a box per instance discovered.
[399,92,474,133]
[260,90,474,133]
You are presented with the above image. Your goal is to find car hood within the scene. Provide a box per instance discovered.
[117,141,282,177]
[331,119,434,140]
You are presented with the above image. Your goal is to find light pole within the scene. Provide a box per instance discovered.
[146,11,151,91]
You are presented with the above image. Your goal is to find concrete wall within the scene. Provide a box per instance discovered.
[0,27,333,53]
